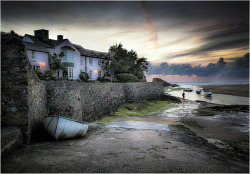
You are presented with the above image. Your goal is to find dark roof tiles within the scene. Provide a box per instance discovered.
[73,44,107,59]
[23,34,107,59]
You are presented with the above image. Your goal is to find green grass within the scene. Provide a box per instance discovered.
[95,100,175,123]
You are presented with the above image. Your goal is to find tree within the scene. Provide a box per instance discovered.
[49,52,65,78]
[104,43,148,81]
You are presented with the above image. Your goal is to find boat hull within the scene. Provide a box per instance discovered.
[44,116,88,140]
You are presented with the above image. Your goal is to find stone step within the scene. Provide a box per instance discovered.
[1,126,22,157]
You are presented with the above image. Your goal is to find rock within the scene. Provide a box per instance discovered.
[152,78,179,87]
[68,142,73,146]
[125,106,133,110]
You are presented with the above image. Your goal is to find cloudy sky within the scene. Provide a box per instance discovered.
[2,1,249,82]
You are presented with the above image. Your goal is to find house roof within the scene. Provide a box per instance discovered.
[23,41,50,53]
[73,44,107,59]
[23,34,107,59]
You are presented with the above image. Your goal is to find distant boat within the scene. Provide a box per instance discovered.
[204,91,213,98]
[196,90,201,94]
[196,75,201,94]
[184,88,193,92]
[44,115,88,140]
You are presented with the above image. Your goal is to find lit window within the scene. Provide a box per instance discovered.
[89,70,92,80]
[98,71,101,77]
[89,58,93,65]
[31,51,36,60]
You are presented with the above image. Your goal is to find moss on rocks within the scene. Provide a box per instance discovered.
[95,100,175,123]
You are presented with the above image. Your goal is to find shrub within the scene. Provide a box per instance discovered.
[79,72,89,82]
[34,69,44,79]
[97,76,104,82]
[117,73,139,82]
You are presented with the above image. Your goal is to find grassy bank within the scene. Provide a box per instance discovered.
[96,100,175,123]
[201,84,249,97]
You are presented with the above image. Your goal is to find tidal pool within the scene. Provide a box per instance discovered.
[106,120,170,131]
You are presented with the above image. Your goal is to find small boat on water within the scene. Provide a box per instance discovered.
[44,115,88,140]
[184,88,193,92]
[204,91,213,98]
[196,89,201,94]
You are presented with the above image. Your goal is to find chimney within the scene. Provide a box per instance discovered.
[34,29,49,40]
[57,35,63,41]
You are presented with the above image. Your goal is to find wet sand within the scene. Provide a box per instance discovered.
[1,100,249,173]
[201,84,249,97]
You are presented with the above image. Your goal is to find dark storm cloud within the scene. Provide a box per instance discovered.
[147,53,249,78]
[1,1,141,27]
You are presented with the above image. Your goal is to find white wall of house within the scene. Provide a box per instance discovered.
[26,50,50,71]
[86,57,104,80]
[55,40,82,79]
[23,36,106,80]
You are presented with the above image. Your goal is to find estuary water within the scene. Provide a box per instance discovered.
[166,84,249,105]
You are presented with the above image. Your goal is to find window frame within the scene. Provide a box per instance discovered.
[89,70,92,80]
[62,50,74,63]
[89,58,93,66]
[31,51,36,60]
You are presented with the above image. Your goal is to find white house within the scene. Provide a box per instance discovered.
[22,29,109,80]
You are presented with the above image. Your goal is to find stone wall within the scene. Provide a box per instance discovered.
[1,33,47,143]
[45,81,164,122]
[1,32,165,144]
[124,82,164,102]
[27,67,47,140]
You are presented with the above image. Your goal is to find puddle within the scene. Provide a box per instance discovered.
[160,100,199,118]
[106,120,170,131]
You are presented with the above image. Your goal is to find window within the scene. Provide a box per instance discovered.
[68,67,73,79]
[31,51,36,60]
[33,65,40,70]
[98,59,102,65]
[89,70,92,80]
[62,50,74,62]
[64,67,74,79]
[80,57,83,65]
[98,71,102,77]
[89,58,93,66]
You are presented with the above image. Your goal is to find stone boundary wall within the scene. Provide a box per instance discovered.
[1,33,47,144]
[45,81,164,122]
[1,33,164,144]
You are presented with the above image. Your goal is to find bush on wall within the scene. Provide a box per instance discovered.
[79,72,89,82]
[117,73,139,82]
[34,69,44,79]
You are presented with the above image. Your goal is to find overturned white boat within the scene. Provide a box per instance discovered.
[44,115,88,140]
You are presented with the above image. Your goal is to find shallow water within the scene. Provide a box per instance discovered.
[168,88,249,105]
[106,120,170,131]
[160,100,199,118]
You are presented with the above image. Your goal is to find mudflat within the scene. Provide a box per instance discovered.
[1,100,249,173]
[201,84,249,97]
